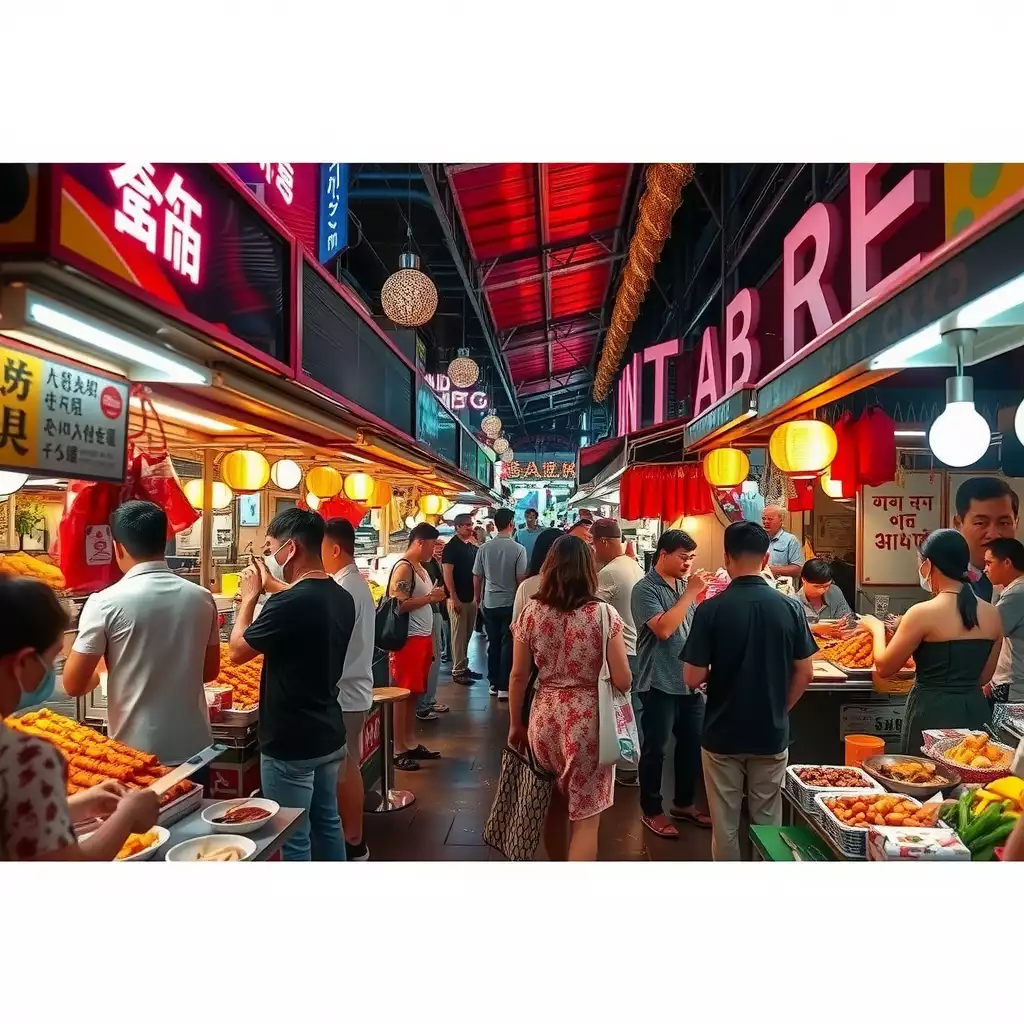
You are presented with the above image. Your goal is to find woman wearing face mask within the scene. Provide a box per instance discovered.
[0,577,159,860]
[862,529,1003,755]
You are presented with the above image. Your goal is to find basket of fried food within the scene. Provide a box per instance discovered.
[815,792,944,858]
[860,753,960,798]
[818,625,915,677]
[926,732,1015,784]
[784,764,884,814]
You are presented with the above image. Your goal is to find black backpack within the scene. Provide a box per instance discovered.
[374,558,412,652]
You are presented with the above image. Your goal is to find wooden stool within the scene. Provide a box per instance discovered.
[370,687,415,813]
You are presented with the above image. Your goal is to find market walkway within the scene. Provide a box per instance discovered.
[362,633,713,861]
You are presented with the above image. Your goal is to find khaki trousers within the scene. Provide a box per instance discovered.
[449,599,477,676]
[700,748,788,862]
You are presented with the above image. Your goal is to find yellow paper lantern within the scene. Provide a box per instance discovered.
[366,479,393,509]
[702,448,750,488]
[343,472,374,502]
[769,420,838,478]
[305,466,342,498]
[418,494,447,516]
[820,467,854,501]
[270,459,302,490]
[220,450,270,494]
[183,479,234,511]
[305,493,321,511]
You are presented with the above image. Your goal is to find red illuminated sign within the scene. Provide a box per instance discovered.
[258,162,295,205]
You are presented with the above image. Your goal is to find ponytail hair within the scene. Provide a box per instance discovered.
[920,528,979,630]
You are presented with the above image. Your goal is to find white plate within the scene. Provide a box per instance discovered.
[166,834,257,862]
[201,798,280,835]
[108,826,170,862]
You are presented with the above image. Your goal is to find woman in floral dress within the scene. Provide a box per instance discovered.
[509,536,632,861]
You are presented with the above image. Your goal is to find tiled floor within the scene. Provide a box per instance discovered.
[362,632,712,861]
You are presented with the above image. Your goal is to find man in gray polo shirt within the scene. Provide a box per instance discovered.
[984,537,1024,702]
[474,508,527,699]
[631,529,712,839]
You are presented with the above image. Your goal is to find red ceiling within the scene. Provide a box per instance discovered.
[449,163,631,390]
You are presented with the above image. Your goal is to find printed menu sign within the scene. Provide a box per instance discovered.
[860,472,944,586]
[0,340,129,483]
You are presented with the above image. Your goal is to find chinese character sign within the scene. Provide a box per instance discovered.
[318,163,349,264]
[259,163,295,205]
[504,460,576,481]
[0,342,129,482]
[109,164,204,285]
[860,472,943,586]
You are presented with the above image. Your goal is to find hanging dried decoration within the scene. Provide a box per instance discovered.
[593,163,695,401]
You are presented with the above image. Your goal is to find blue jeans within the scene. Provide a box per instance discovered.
[261,745,348,862]
[418,616,443,714]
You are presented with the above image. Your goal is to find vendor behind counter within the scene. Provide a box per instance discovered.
[795,558,853,629]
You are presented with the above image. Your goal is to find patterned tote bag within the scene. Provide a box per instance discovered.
[483,743,554,861]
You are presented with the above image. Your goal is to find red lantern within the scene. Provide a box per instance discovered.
[788,479,816,512]
[829,411,859,498]
[318,496,369,526]
[855,407,897,487]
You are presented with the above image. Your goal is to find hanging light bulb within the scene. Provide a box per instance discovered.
[492,437,510,456]
[481,412,502,439]
[929,374,991,467]
[1014,397,1024,448]
[448,348,480,389]
[381,252,438,327]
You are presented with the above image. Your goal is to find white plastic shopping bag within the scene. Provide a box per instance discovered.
[597,602,641,767]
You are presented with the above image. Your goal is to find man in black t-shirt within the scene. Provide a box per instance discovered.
[229,508,355,862]
[442,514,482,685]
[681,521,817,862]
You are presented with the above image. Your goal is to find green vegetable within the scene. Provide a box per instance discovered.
[956,790,977,834]
[967,817,1018,854]
[961,802,1003,846]
[972,843,997,862]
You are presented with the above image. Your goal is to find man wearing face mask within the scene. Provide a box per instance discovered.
[229,508,355,861]
[64,501,220,771]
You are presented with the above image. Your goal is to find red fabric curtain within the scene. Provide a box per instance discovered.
[788,478,816,512]
[855,407,897,487]
[830,411,860,497]
[619,465,713,522]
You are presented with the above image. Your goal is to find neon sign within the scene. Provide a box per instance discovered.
[504,460,576,480]
[110,164,204,285]
[258,163,295,205]
[425,373,488,412]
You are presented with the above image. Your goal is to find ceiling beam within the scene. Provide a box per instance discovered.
[483,252,623,292]
[477,228,619,270]
[517,370,592,399]
[535,164,554,401]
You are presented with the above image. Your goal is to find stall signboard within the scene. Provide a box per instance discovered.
[318,163,349,264]
[230,161,319,257]
[860,472,944,586]
[57,164,291,368]
[503,460,576,482]
[0,339,129,482]
[839,699,907,745]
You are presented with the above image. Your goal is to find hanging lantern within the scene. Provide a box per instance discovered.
[702,448,750,488]
[929,375,991,468]
[405,512,426,529]
[220,450,270,494]
[768,420,838,478]
[305,493,321,511]
[380,252,438,327]
[343,472,374,502]
[492,437,510,456]
[0,471,28,496]
[481,412,502,439]
[418,494,446,516]
[305,466,343,498]
[184,479,234,511]
[366,478,393,509]
[270,458,302,490]
[447,348,480,389]
[820,468,854,501]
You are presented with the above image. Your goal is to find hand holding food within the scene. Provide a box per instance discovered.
[122,788,160,833]
[239,564,263,603]
[428,583,447,603]
[686,571,712,597]
[70,779,128,820]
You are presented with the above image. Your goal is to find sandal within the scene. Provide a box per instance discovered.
[415,710,439,721]
[668,806,713,828]
[407,744,441,760]
[641,814,679,839]
[394,754,420,771]
[430,702,450,713]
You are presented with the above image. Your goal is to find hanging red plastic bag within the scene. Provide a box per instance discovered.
[855,406,897,487]
[829,411,859,497]
[134,444,199,537]
[57,479,126,593]
[788,478,816,512]
[318,496,369,526]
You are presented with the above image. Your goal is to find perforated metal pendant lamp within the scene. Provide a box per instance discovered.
[448,348,480,389]
[381,252,438,327]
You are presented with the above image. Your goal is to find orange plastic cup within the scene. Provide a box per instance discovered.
[845,734,885,767]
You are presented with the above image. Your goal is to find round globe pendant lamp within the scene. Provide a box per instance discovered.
[929,375,991,467]
[702,448,750,488]
[305,466,343,499]
[343,472,374,502]
[184,479,234,510]
[448,348,480,389]
[381,252,438,327]
[270,459,302,490]
[220,450,270,494]
[481,412,502,439]
[769,420,838,478]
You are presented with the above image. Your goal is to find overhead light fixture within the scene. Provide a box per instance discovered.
[183,478,234,510]
[481,412,502,439]
[448,349,480,389]
[869,325,941,370]
[930,345,991,468]
[22,294,211,384]
[0,471,29,496]
[492,437,510,456]
[381,253,438,327]
[270,459,302,490]
[894,429,927,438]
[956,271,1024,327]
[344,451,374,465]
[220,450,270,494]
[129,396,234,432]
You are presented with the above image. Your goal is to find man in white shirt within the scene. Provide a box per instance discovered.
[593,518,645,785]
[762,506,803,579]
[63,501,219,770]
[321,517,376,862]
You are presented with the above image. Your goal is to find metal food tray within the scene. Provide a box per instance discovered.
[219,704,259,727]
[158,782,204,827]
[784,765,884,815]
[827,662,914,679]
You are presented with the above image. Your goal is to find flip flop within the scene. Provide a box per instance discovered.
[641,814,679,839]
[668,807,713,828]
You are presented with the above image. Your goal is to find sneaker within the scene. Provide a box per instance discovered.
[466,670,483,679]
[616,772,640,787]
[415,710,439,721]
[345,841,370,862]
[430,702,450,713]
[497,692,509,702]
[488,685,498,696]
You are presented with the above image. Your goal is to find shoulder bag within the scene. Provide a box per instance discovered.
[483,742,554,861]
[596,602,641,767]
[374,558,412,652]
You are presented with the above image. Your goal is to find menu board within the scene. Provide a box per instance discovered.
[0,339,129,483]
[860,472,944,586]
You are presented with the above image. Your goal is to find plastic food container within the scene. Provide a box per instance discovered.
[845,734,885,767]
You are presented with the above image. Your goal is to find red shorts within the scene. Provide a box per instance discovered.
[389,634,434,694]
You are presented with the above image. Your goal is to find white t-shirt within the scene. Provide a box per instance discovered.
[512,575,542,624]
[72,561,218,764]
[333,564,375,712]
[393,560,434,637]
[597,554,646,656]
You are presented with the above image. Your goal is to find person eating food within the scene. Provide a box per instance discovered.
[796,558,853,634]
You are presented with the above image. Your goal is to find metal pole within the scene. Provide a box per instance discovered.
[201,450,214,592]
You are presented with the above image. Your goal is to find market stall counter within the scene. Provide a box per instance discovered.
[156,801,303,862]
